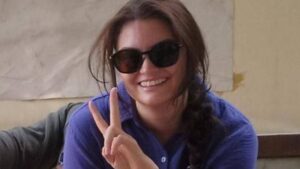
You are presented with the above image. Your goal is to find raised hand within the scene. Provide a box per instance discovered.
[88,87,158,169]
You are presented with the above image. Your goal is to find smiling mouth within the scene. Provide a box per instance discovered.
[139,78,167,87]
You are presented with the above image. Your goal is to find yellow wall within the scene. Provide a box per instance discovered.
[0,98,86,129]
[1,0,300,134]
[221,0,300,133]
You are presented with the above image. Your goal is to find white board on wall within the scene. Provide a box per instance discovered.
[0,0,233,100]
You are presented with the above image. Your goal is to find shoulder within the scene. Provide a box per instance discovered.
[207,92,253,132]
[206,91,258,152]
[63,94,111,168]
[207,92,257,142]
[68,93,110,133]
[205,92,258,168]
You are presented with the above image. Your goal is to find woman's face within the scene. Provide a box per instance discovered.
[117,19,187,107]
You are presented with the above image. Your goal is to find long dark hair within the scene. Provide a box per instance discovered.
[88,0,218,168]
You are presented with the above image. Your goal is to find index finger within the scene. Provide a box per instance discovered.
[89,100,108,134]
[109,87,121,128]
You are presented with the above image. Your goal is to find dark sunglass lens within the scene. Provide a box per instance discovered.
[113,49,142,73]
[150,41,180,67]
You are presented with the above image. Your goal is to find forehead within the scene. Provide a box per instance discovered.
[117,19,175,50]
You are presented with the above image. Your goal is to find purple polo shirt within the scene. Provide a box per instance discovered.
[63,82,258,169]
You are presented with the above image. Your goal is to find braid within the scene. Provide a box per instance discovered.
[182,79,219,169]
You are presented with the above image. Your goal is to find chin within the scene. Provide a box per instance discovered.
[137,94,172,107]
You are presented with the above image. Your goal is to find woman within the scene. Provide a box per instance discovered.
[63,0,258,168]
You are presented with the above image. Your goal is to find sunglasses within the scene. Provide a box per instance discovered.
[110,39,183,73]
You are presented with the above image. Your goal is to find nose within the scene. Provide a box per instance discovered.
[139,56,159,73]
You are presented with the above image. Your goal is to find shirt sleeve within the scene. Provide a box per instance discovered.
[207,124,258,169]
[63,102,111,169]
[0,102,81,169]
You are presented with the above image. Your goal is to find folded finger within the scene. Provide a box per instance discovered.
[110,134,140,157]
[103,127,120,156]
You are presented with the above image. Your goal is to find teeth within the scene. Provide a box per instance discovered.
[140,78,166,87]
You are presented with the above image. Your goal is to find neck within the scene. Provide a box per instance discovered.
[135,94,187,144]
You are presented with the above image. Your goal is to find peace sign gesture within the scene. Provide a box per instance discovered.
[88,88,158,169]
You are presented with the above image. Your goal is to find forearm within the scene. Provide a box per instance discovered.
[0,130,21,169]
[0,113,64,169]
[0,102,82,169]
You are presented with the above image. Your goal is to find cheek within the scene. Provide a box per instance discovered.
[119,73,136,82]
[119,73,137,95]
